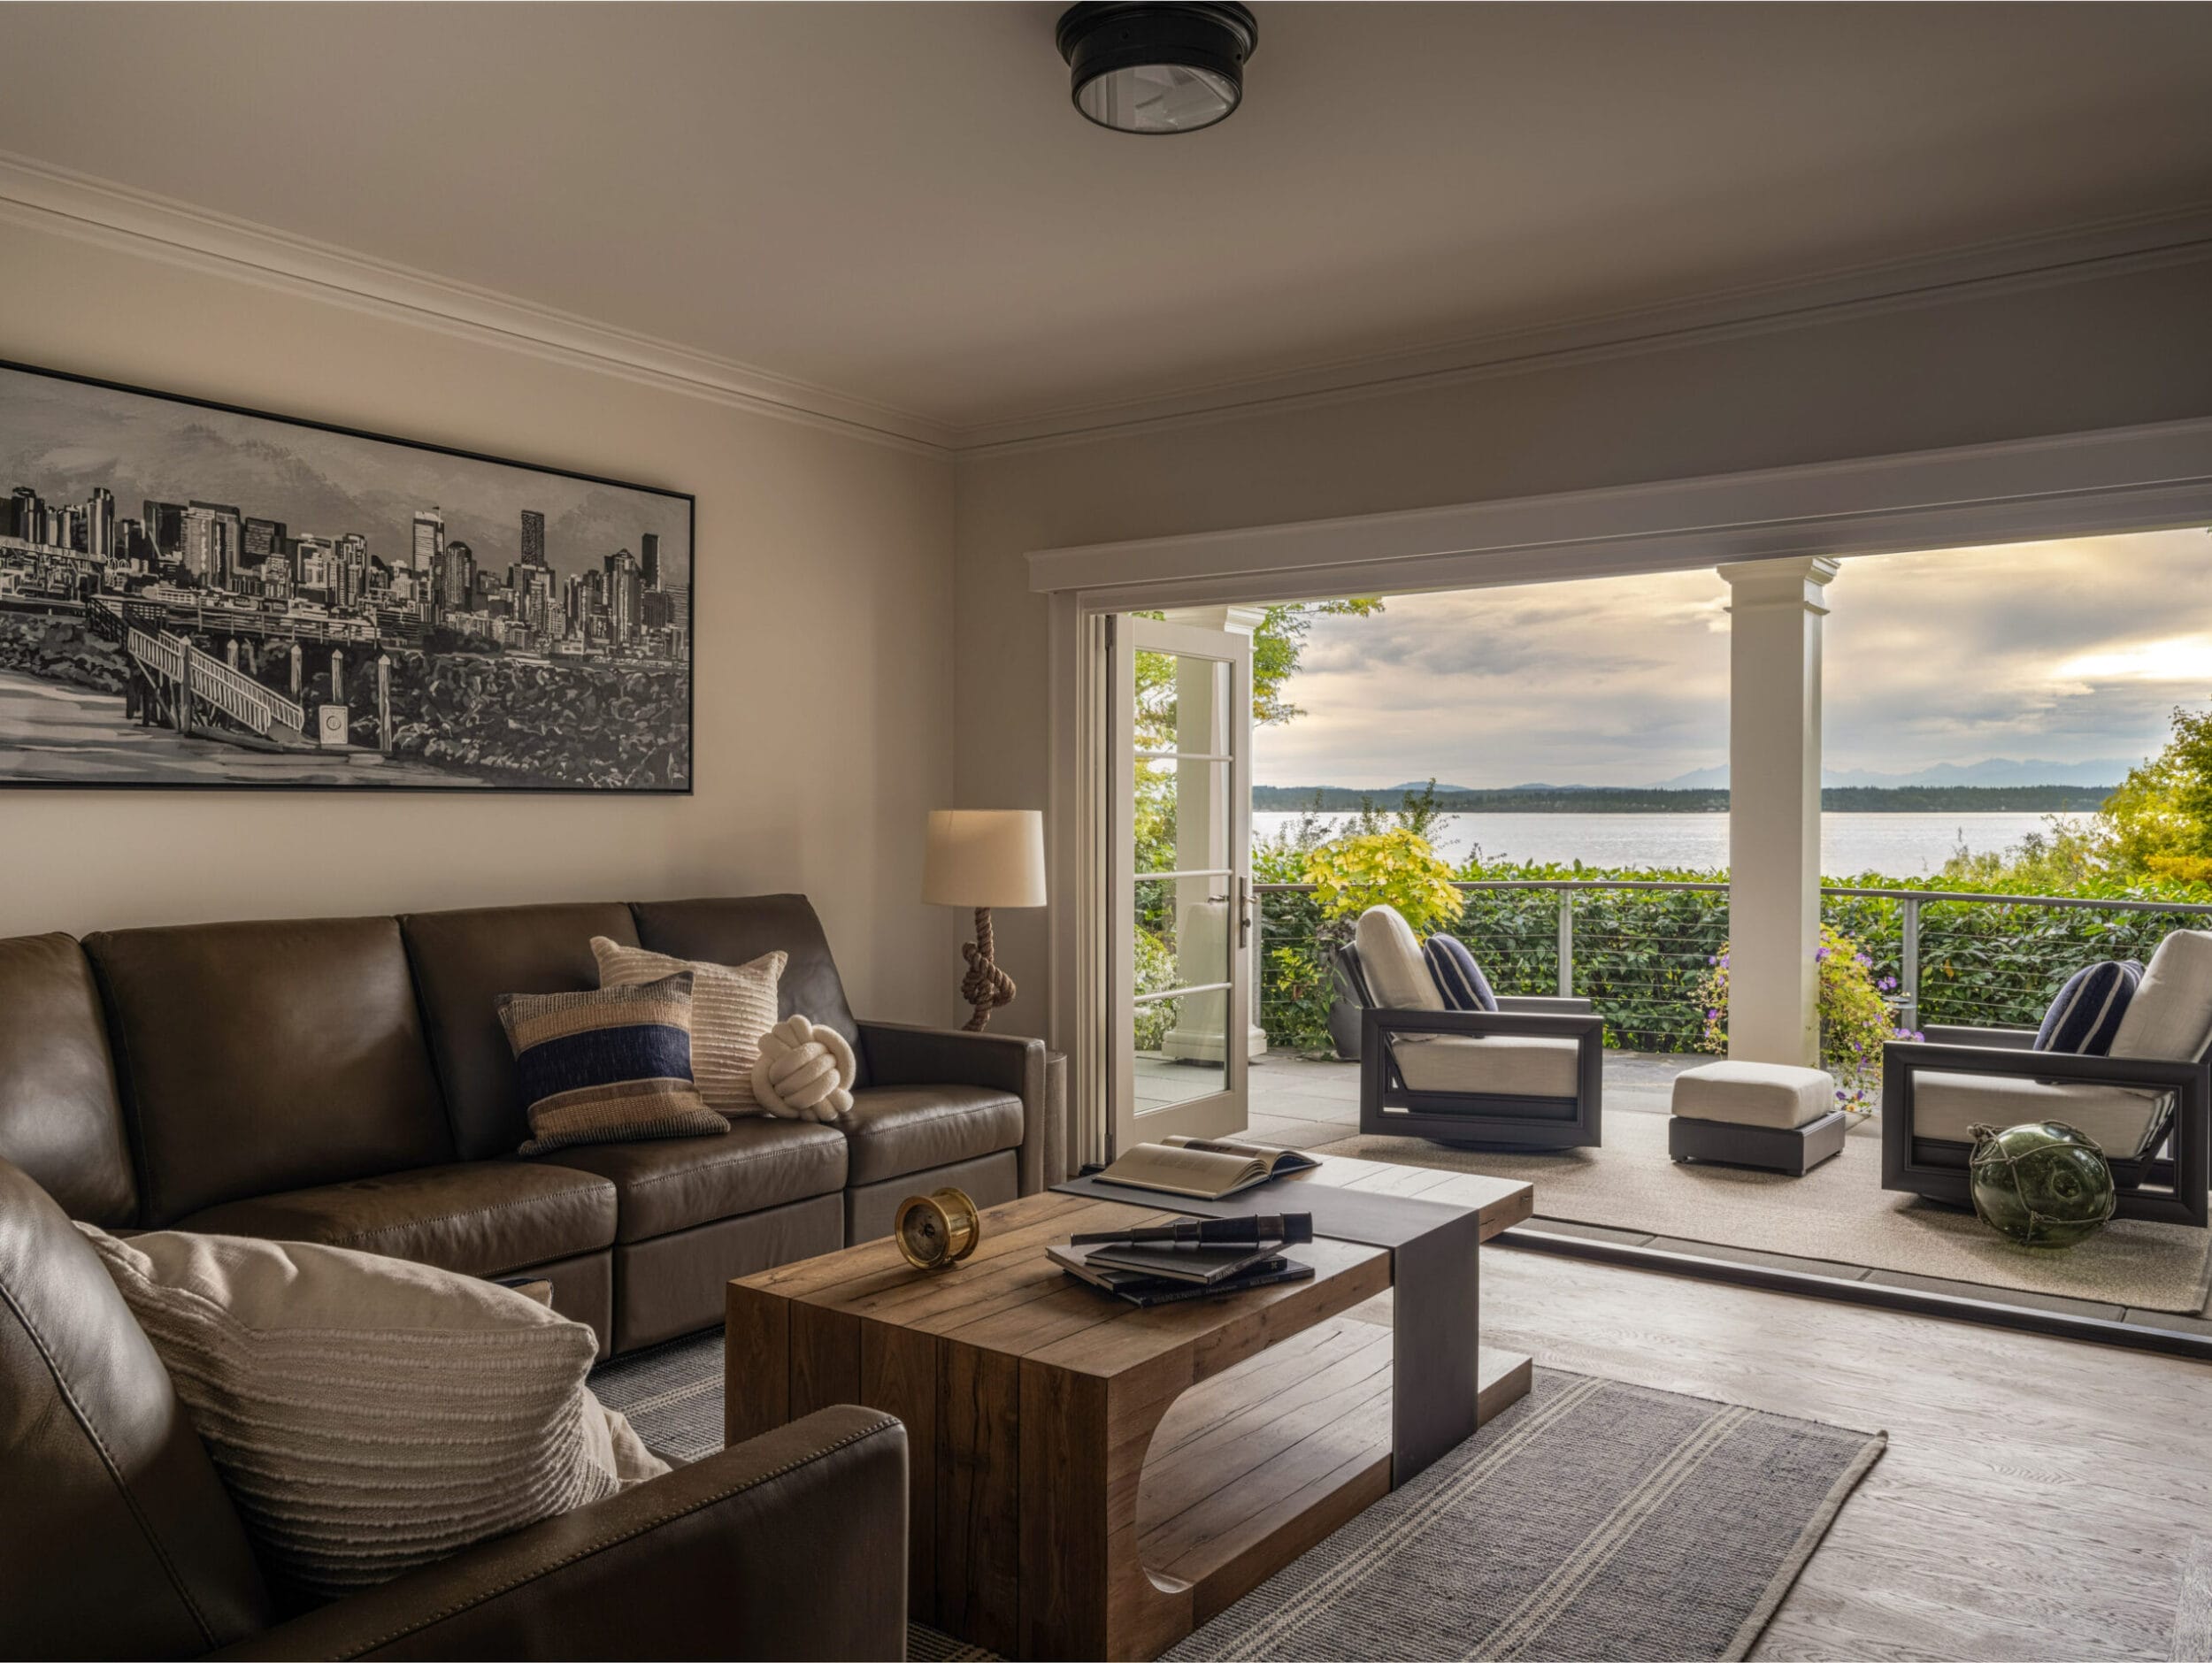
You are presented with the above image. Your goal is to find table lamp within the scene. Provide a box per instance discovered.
[923,809,1048,1031]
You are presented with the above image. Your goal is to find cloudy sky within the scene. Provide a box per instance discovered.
[1253,527,2212,788]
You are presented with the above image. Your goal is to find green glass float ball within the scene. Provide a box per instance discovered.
[1967,1120,2116,1248]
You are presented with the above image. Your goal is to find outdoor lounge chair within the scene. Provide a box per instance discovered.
[1880,932,2212,1230]
[1338,906,1605,1150]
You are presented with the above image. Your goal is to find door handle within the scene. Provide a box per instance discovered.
[1237,877,1254,949]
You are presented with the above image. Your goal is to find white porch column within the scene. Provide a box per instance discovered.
[1159,604,1268,1063]
[1717,558,1838,1068]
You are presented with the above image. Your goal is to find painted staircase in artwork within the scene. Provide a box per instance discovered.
[87,597,317,752]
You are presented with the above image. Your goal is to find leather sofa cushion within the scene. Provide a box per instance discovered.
[0,1159,273,1657]
[630,895,868,1087]
[85,916,455,1226]
[402,901,642,1161]
[533,1119,847,1242]
[841,1084,1024,1188]
[611,1194,846,1353]
[180,1160,618,1279]
[0,932,137,1226]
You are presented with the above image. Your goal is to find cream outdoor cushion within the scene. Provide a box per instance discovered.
[1355,906,1444,1011]
[1394,1033,1579,1097]
[1909,1071,2170,1159]
[77,1223,666,1599]
[1671,1061,1834,1130]
[2108,929,2212,1090]
[593,936,786,1114]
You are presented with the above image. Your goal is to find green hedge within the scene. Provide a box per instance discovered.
[1256,863,2212,1053]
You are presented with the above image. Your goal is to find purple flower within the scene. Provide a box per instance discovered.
[1815,946,1832,961]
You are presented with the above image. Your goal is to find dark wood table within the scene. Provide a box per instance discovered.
[726,1157,1532,1661]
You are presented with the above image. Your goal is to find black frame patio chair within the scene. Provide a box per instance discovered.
[1337,942,1605,1149]
[1881,1022,2210,1229]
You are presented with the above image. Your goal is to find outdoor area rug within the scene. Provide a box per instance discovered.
[593,1336,1885,1663]
[1316,1110,2212,1314]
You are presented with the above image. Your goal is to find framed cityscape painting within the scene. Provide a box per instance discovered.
[0,358,694,792]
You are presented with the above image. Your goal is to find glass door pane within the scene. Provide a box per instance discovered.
[1111,616,1252,1154]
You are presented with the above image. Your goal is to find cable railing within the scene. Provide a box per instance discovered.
[1254,877,2212,1052]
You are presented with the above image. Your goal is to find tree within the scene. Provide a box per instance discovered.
[2101,704,2212,883]
[1131,602,1386,959]
[1133,600,1385,741]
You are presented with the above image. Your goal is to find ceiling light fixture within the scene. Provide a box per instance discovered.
[1056,3,1258,135]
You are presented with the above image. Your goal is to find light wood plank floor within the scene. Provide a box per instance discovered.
[1482,1247,2212,1662]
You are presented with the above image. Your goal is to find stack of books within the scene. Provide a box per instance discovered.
[1048,1213,1315,1307]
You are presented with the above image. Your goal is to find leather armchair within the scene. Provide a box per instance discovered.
[0,1155,910,1662]
[214,1407,908,1661]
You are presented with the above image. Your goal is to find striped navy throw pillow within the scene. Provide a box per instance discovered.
[2034,959,2144,1055]
[497,971,728,1154]
[1423,935,1499,1013]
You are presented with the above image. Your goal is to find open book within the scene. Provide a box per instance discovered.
[1091,1135,1319,1200]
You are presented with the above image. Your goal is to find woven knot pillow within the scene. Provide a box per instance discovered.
[497,971,728,1153]
[591,937,786,1115]
[76,1223,666,1601]
[751,1013,857,1123]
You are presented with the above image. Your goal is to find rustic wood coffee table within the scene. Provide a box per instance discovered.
[726,1157,1531,1662]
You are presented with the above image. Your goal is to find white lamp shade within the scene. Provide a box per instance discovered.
[923,809,1047,908]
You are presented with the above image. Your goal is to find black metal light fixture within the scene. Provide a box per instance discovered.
[1056,3,1258,135]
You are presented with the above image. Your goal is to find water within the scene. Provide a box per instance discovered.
[1252,810,2061,878]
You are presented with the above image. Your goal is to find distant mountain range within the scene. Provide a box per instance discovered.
[1255,782,2118,815]
[1652,757,2139,790]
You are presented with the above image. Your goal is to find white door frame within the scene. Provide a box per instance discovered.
[1108,613,1255,1157]
[1038,415,2212,1169]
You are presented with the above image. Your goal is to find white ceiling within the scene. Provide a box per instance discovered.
[4,3,2210,440]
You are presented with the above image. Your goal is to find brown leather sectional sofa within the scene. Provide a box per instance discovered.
[0,892,1048,1356]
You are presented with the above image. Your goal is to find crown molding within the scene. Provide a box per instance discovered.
[960,201,2212,456]
[0,150,959,456]
[6,148,2209,464]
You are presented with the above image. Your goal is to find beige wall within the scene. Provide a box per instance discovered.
[12,222,2212,1037]
[0,221,963,1024]
[953,259,2212,1029]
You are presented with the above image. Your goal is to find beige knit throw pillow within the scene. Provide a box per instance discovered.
[76,1223,667,1600]
[592,936,786,1114]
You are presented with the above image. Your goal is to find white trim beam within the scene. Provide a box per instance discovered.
[1028,416,2212,602]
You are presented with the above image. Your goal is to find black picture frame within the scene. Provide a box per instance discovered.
[0,356,696,794]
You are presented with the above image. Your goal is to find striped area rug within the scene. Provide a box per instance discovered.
[592,1337,1883,1662]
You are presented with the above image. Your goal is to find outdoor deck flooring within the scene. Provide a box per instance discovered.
[1156,1047,2212,1333]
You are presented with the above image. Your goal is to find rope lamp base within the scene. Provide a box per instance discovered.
[960,905,1017,1031]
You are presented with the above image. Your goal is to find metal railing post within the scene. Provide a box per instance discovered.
[1557,893,1574,998]
[1899,895,1920,1034]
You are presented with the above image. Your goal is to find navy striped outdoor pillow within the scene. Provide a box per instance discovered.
[1423,934,1499,1013]
[2034,959,2144,1055]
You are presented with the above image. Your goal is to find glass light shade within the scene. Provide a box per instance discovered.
[1075,62,1240,134]
[923,809,1048,908]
